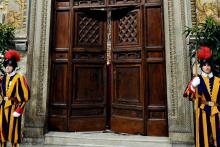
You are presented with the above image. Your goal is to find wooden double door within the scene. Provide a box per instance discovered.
[49,0,167,136]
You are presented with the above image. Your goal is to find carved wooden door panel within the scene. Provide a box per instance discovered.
[48,3,70,131]
[111,1,167,136]
[144,0,168,136]
[49,1,107,131]
[69,10,107,131]
[111,7,144,134]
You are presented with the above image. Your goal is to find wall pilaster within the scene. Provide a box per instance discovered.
[164,0,194,144]
[24,0,51,139]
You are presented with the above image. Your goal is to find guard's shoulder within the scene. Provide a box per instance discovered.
[214,76,220,81]
[16,73,24,79]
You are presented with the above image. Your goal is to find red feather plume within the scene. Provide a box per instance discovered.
[5,50,21,62]
[197,46,212,60]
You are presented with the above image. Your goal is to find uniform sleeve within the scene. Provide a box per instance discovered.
[183,78,196,101]
[0,76,3,99]
[15,75,30,113]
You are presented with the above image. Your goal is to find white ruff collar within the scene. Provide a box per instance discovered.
[201,71,213,78]
[7,70,16,77]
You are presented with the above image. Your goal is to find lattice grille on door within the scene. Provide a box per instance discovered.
[118,11,137,44]
[78,13,100,45]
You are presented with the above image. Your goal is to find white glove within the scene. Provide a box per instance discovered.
[192,77,200,88]
[12,111,21,117]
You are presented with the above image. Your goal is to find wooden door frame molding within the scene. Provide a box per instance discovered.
[25,0,194,144]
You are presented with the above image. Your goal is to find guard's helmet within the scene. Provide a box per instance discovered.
[3,50,21,70]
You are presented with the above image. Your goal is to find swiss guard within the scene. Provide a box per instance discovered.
[0,50,30,147]
[184,46,220,147]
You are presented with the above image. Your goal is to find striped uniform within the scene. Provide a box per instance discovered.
[0,73,29,146]
[184,75,220,147]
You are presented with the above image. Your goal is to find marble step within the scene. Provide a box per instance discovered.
[44,131,172,147]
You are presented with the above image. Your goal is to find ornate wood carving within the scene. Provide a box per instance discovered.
[73,53,105,61]
[77,14,100,45]
[73,0,105,7]
[118,11,137,44]
[112,8,141,47]
[74,10,106,48]
[109,0,141,5]
[113,51,141,60]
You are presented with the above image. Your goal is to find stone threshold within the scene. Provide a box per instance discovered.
[20,131,194,147]
[44,131,172,147]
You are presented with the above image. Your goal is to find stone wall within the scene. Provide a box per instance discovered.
[0,0,28,50]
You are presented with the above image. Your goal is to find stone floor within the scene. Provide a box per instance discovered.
[19,131,194,147]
